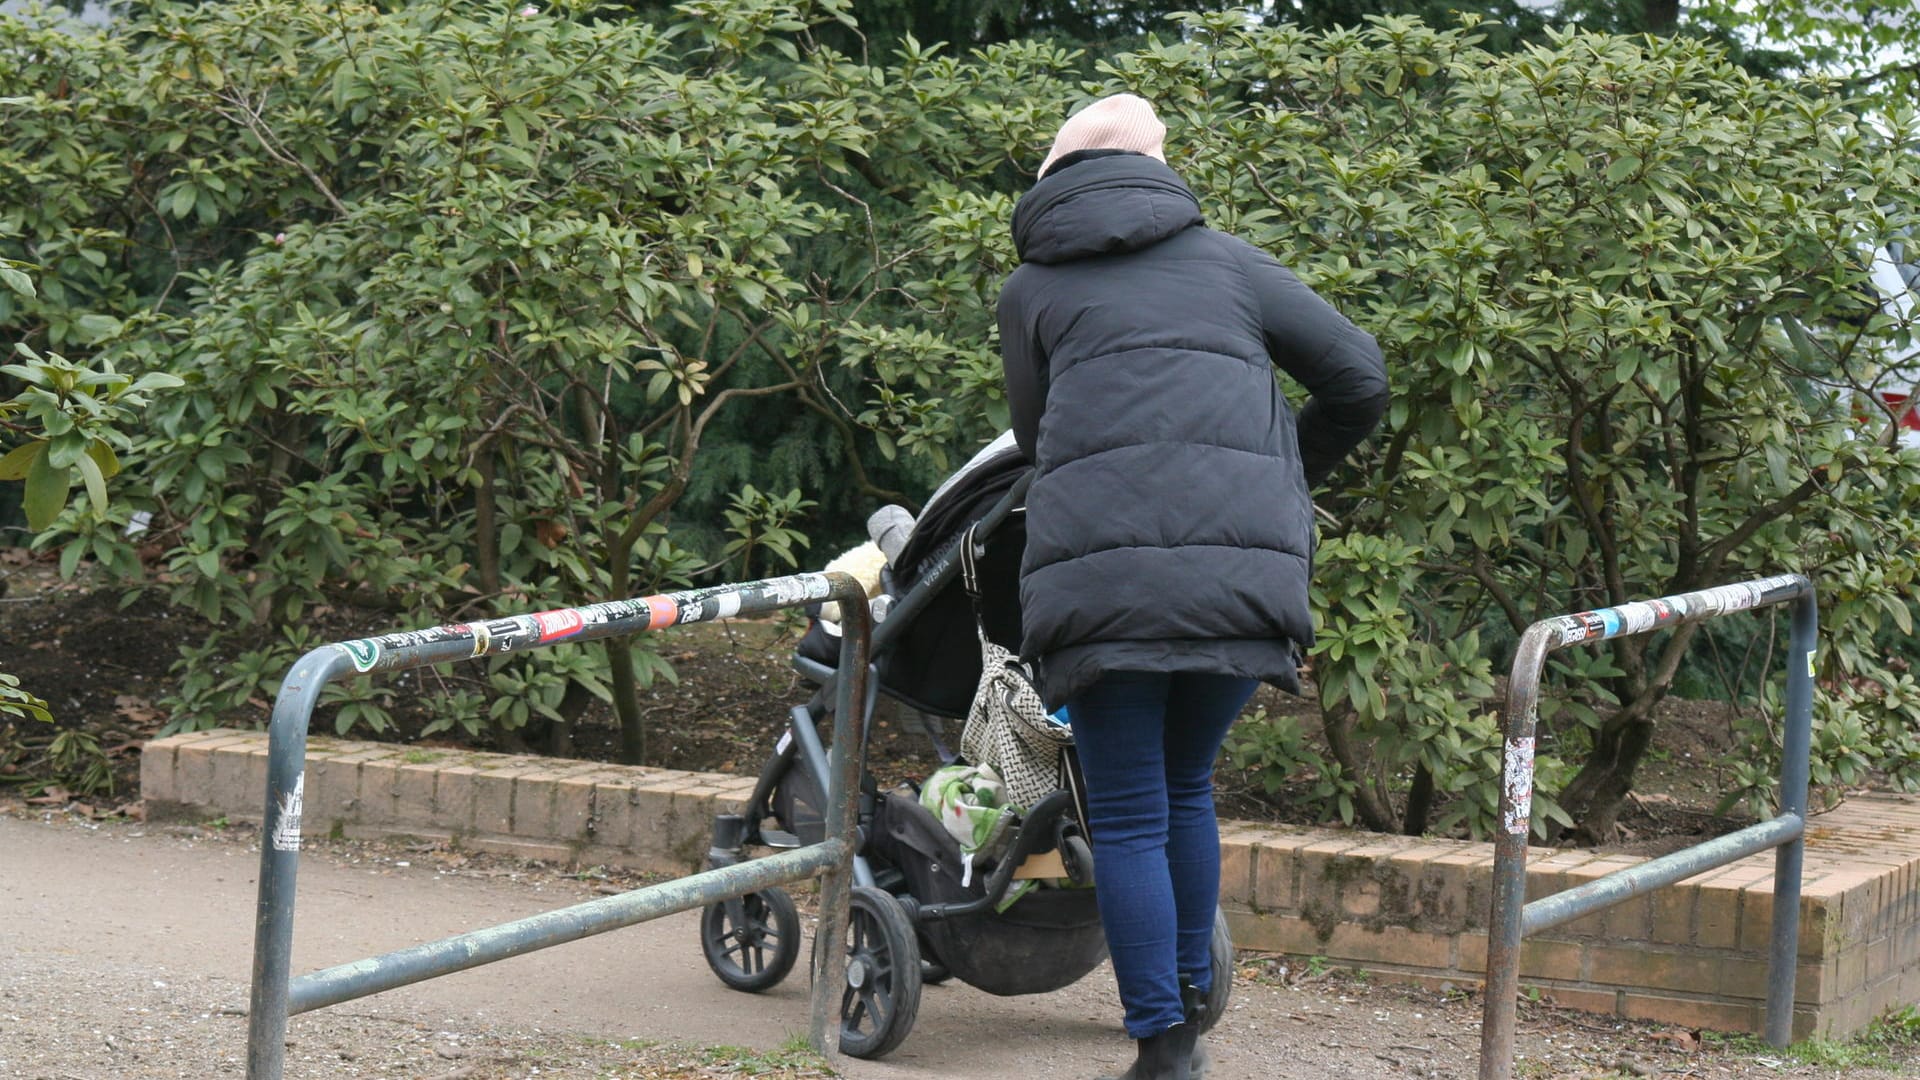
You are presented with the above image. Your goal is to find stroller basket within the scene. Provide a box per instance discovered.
[869,789,1105,997]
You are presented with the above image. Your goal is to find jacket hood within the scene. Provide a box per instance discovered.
[1011,152,1203,266]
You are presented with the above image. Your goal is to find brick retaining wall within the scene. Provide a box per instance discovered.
[142,730,1920,1041]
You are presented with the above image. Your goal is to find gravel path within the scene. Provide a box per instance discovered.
[2,805,1913,1080]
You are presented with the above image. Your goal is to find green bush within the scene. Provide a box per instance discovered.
[4,2,1916,836]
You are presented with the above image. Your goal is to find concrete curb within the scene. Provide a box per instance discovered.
[142,730,1920,1040]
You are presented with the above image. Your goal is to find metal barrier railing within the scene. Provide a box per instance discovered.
[245,572,873,1080]
[1479,574,1815,1079]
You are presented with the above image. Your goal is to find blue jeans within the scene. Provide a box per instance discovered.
[1067,670,1258,1039]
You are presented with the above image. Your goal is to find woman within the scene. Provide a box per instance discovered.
[999,94,1388,1080]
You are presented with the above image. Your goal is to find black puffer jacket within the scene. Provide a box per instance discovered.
[997,151,1388,708]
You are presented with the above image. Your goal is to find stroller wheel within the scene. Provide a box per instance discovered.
[1058,833,1094,886]
[816,885,923,1059]
[1204,906,1234,1033]
[700,887,801,993]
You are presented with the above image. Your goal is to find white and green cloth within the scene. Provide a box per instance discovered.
[919,763,1037,910]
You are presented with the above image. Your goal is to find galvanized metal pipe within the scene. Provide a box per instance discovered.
[1479,623,1553,1080]
[1521,815,1803,936]
[1766,589,1818,1047]
[810,584,871,1056]
[247,572,872,1080]
[289,842,843,1013]
[1478,575,1815,1080]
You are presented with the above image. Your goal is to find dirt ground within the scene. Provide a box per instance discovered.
[4,803,1917,1080]
[4,555,1917,1077]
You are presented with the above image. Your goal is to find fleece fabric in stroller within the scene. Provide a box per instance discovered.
[866,787,1107,997]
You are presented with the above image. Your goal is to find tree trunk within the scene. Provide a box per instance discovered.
[1402,763,1435,836]
[475,450,500,595]
[542,678,598,758]
[1319,701,1399,832]
[606,542,646,764]
[1557,714,1659,844]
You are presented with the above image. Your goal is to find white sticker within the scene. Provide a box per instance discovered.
[714,592,742,619]
[1618,601,1657,635]
[271,772,305,852]
[1502,737,1535,836]
[776,729,794,755]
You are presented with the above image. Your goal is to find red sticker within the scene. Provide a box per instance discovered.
[534,609,584,642]
[645,596,678,630]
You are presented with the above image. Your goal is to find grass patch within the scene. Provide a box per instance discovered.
[1706,1006,1920,1070]
[693,1033,832,1076]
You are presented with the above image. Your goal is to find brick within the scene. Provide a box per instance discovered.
[139,739,180,802]
[354,755,403,826]
[1716,955,1831,1008]
[1620,990,1757,1033]
[1897,921,1920,970]
[1586,945,1720,996]
[1698,880,1742,950]
[1836,944,1867,995]
[385,762,440,829]
[208,743,269,818]
[1252,842,1296,913]
[551,773,602,844]
[461,835,574,863]
[1868,935,1894,984]
[1868,973,1906,1021]
[1453,932,1579,979]
[1533,985,1620,1018]
[470,765,519,836]
[1225,913,1328,957]
[172,742,223,807]
[1314,922,1453,970]
[1601,893,1655,941]
[431,764,483,833]
[1649,882,1697,946]
[508,770,566,839]
[1218,836,1256,909]
[588,778,643,849]
[1520,938,1582,981]
[1423,849,1496,933]
[304,752,367,826]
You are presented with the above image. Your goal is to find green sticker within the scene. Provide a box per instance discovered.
[1807,650,1817,678]
[340,639,380,673]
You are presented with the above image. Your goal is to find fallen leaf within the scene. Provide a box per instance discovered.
[114,695,161,726]
[1648,1028,1701,1052]
[26,786,72,805]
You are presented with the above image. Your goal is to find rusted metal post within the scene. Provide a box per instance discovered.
[810,589,871,1056]
[1478,575,1814,1080]
[247,573,871,1080]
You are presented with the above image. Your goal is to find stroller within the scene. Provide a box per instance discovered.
[694,434,1235,1058]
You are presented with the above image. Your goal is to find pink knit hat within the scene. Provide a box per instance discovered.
[1038,93,1167,179]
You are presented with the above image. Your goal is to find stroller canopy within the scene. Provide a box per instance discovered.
[883,434,1030,719]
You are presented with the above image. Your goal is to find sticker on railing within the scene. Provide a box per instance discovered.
[271,772,305,851]
[1502,736,1535,835]
[535,609,585,642]
[339,639,380,672]
[1808,650,1817,678]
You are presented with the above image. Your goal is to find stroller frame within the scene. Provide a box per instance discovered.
[697,471,1234,1059]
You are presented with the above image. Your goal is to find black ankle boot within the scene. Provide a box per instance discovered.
[1182,982,1211,1078]
[1097,1021,1196,1080]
